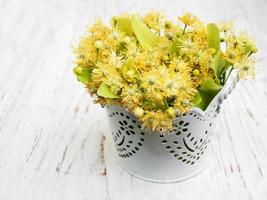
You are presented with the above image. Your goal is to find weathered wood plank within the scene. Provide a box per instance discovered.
[0,0,266,199]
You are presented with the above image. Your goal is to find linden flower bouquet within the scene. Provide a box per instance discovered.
[73,12,257,182]
[73,12,257,132]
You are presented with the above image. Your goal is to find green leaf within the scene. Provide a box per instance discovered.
[212,51,225,78]
[224,60,232,68]
[115,18,133,35]
[194,78,222,110]
[199,78,222,93]
[207,23,220,51]
[192,92,202,106]
[131,14,157,49]
[73,66,92,85]
[97,83,120,98]
[194,90,212,110]
[220,60,232,77]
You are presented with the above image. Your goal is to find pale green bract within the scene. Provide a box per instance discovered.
[97,83,120,99]
[73,66,92,85]
[131,14,157,49]
[115,18,133,35]
[200,78,222,92]
[207,23,220,51]
[194,78,222,110]
[192,92,202,106]
[212,51,225,79]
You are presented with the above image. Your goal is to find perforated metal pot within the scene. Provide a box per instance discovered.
[106,71,239,183]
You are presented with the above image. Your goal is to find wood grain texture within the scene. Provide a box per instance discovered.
[0,0,266,199]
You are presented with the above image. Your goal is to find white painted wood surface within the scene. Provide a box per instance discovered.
[0,0,267,199]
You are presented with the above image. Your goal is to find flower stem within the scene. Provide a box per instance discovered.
[224,31,228,51]
[88,60,95,66]
[247,52,253,58]
[223,67,233,85]
[182,25,187,34]
[164,99,169,108]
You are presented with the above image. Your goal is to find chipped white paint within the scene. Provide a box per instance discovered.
[0,0,267,199]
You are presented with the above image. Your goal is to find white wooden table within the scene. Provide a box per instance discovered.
[0,0,267,199]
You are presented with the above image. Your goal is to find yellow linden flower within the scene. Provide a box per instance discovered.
[151,92,165,105]
[193,69,200,76]
[133,107,144,117]
[237,32,257,54]
[152,38,172,62]
[91,68,104,88]
[218,21,234,32]
[177,37,194,49]
[94,40,104,49]
[178,13,198,26]
[160,72,181,97]
[133,53,150,73]
[141,111,173,132]
[169,58,185,70]
[173,89,196,113]
[198,49,215,69]
[109,52,123,69]
[233,58,256,79]
[166,107,176,118]
[121,59,140,83]
[121,84,142,109]
[164,20,183,40]
[144,11,165,31]
[126,42,142,58]
[188,22,208,51]
[222,50,239,65]
[141,67,163,92]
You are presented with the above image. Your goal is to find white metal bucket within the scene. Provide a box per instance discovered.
[106,71,239,183]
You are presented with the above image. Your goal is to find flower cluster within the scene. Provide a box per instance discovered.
[73,12,257,132]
